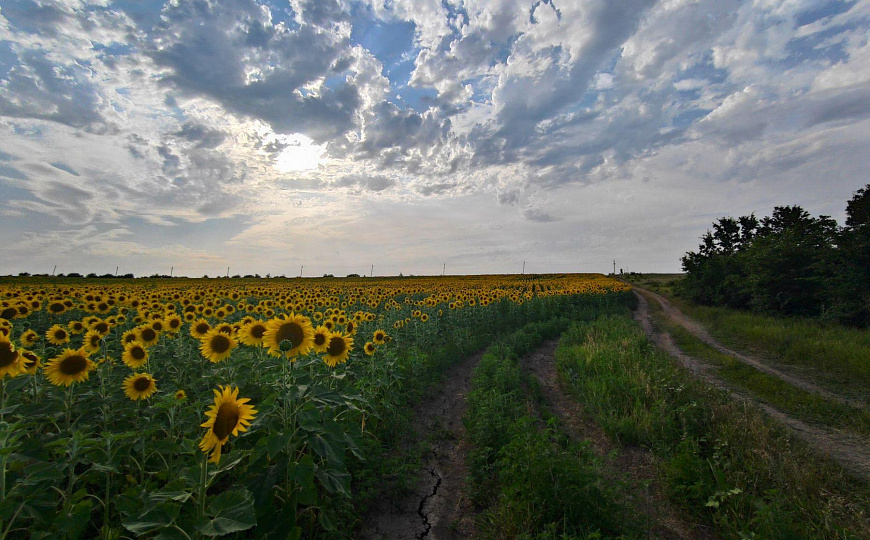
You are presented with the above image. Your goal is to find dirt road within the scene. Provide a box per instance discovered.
[632,289,870,482]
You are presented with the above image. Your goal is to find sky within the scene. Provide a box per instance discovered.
[1,0,869,277]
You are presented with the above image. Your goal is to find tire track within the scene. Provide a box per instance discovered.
[632,290,870,483]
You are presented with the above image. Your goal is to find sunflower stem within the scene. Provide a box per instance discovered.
[0,379,4,423]
[137,400,145,486]
[198,452,208,518]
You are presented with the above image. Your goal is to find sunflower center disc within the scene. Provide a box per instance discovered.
[251,325,265,339]
[133,377,151,392]
[0,344,18,367]
[213,403,240,440]
[132,347,146,360]
[212,335,231,354]
[60,355,87,375]
[327,337,345,356]
[276,323,304,349]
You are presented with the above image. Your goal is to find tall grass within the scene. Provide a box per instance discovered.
[557,315,870,539]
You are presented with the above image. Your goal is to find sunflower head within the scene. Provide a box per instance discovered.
[122,341,149,369]
[364,341,376,356]
[19,349,41,374]
[83,330,103,353]
[190,319,211,339]
[199,329,238,363]
[263,313,314,360]
[373,330,387,344]
[238,321,267,346]
[20,329,39,347]
[322,332,353,368]
[47,324,70,346]
[174,389,187,401]
[45,348,95,387]
[0,338,22,379]
[199,386,257,464]
[123,372,158,401]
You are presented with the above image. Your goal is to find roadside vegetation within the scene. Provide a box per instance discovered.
[464,314,644,539]
[556,314,870,539]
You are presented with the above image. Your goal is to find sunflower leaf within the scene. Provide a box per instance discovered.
[195,489,256,536]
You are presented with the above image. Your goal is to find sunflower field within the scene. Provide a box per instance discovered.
[0,274,629,539]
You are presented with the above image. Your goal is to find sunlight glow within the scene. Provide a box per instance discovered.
[274,134,326,172]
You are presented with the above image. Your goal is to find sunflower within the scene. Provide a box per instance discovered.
[214,323,234,336]
[46,324,70,345]
[0,338,22,378]
[175,389,187,401]
[263,313,314,359]
[123,372,158,401]
[45,348,95,387]
[83,330,103,353]
[90,320,111,337]
[200,329,238,363]
[322,332,353,368]
[136,325,160,347]
[238,321,267,347]
[199,386,257,464]
[373,329,387,344]
[19,349,40,374]
[345,320,356,335]
[20,329,39,348]
[190,319,211,339]
[364,341,376,356]
[122,341,149,369]
[164,315,183,334]
[420,313,429,322]
[311,325,330,353]
[121,329,138,345]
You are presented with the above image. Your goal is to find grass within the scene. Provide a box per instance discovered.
[464,315,643,539]
[556,314,870,539]
[653,310,870,440]
[623,273,870,400]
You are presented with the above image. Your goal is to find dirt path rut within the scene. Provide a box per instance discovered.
[521,340,717,540]
[632,290,870,482]
[360,352,479,540]
[635,286,866,410]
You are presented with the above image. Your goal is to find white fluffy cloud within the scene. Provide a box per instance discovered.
[1,0,869,275]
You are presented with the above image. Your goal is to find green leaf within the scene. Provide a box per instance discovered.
[122,503,180,535]
[309,433,343,466]
[315,468,351,497]
[195,489,256,537]
[54,500,93,540]
[266,433,293,459]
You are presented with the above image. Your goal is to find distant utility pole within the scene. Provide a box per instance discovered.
[115,266,118,276]
[370,265,374,278]
[299,265,303,278]
[613,260,616,275]
[226,267,230,278]
[442,263,446,276]
[170,266,174,277]
[522,261,525,275]
[52,265,56,276]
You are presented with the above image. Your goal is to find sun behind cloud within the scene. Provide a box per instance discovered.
[274,134,327,173]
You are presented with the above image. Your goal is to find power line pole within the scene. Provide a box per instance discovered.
[52,265,56,276]
[613,260,616,275]
[442,262,445,276]
[522,261,525,275]
[170,266,173,277]
[115,266,118,276]
[299,265,303,278]
[370,264,373,278]
[226,267,230,278]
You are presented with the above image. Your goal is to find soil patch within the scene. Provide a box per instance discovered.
[359,351,480,540]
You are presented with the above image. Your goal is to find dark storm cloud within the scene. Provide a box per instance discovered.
[149,0,360,141]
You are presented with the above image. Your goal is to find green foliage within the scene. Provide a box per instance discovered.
[556,315,870,539]
[679,184,870,325]
[464,318,639,539]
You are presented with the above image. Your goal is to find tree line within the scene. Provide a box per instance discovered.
[679,184,870,327]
